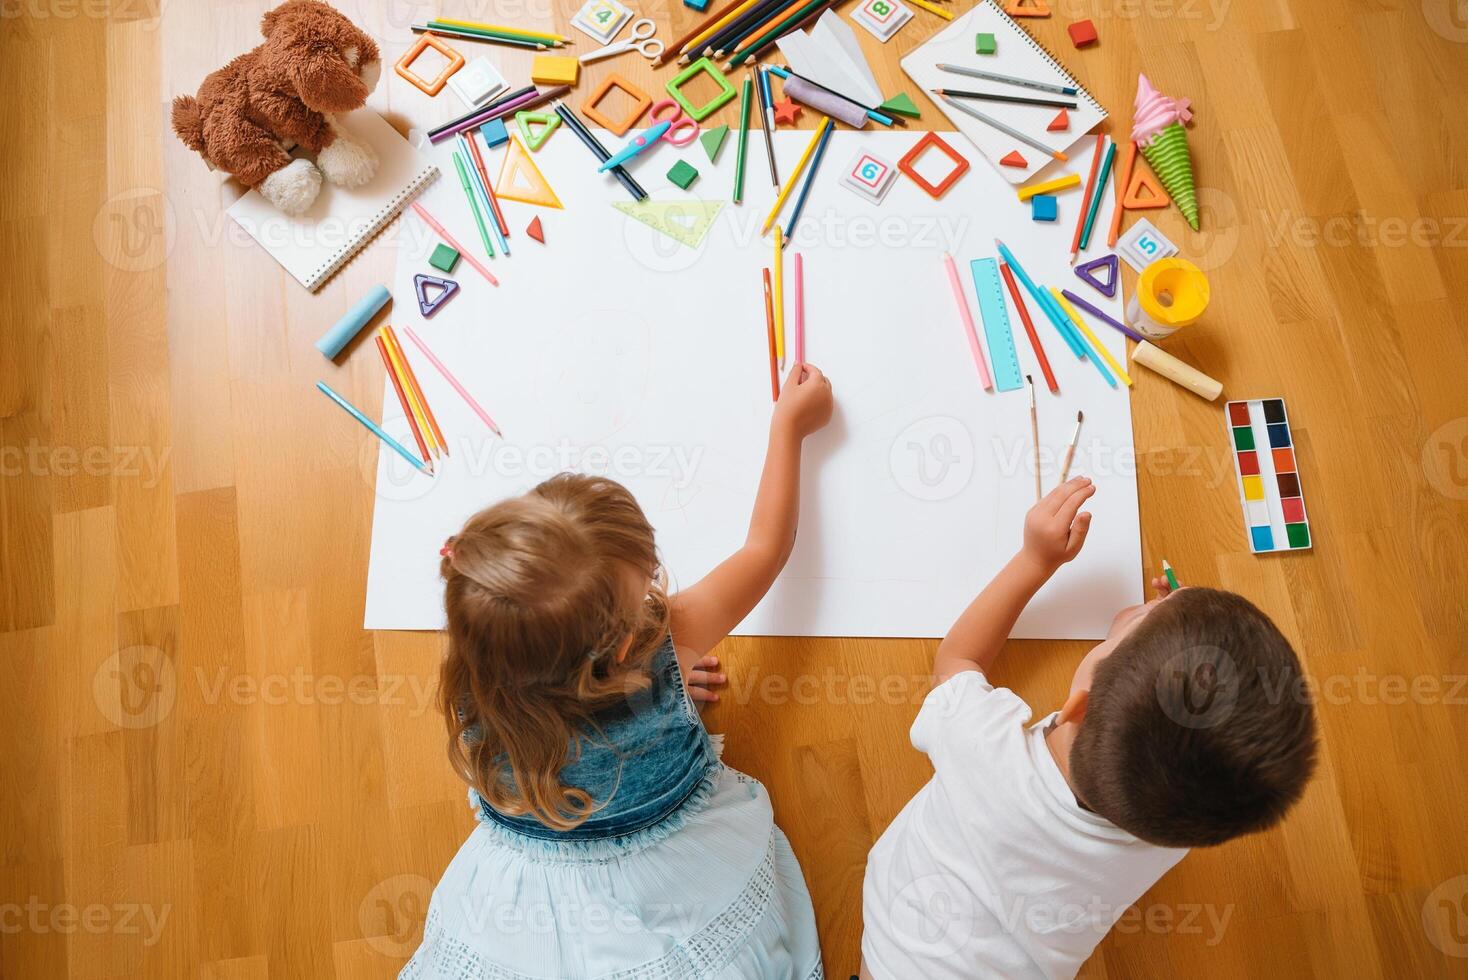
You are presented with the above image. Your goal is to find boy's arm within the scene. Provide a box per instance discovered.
[670,365,834,662]
[933,477,1096,684]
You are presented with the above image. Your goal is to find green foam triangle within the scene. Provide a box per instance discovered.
[612,200,724,251]
[879,92,920,118]
[515,111,560,152]
[700,124,729,162]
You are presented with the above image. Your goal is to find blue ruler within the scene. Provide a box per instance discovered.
[969,258,1023,392]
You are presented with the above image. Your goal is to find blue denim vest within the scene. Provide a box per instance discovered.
[477,635,719,841]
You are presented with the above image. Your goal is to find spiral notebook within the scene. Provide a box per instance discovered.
[227,108,438,291]
[899,0,1106,183]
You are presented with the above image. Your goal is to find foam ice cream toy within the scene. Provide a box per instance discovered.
[1132,74,1198,230]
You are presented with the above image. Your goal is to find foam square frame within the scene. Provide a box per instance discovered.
[395,34,465,97]
[582,73,653,137]
[665,57,736,121]
[897,132,970,199]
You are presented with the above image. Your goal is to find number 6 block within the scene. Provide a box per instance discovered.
[840,149,898,204]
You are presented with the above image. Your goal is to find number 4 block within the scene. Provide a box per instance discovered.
[840,149,898,204]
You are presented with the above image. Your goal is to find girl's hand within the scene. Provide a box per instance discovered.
[1021,476,1095,573]
[772,364,833,441]
[684,655,727,706]
[1149,574,1175,599]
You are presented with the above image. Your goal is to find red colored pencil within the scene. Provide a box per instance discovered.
[763,268,779,401]
[1069,132,1105,263]
[465,130,509,237]
[375,335,432,469]
[1108,139,1137,248]
[1000,262,1058,394]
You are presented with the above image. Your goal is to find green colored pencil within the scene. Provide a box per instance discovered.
[1077,138,1117,254]
[425,20,553,47]
[734,78,752,204]
[1163,559,1180,591]
[451,151,495,259]
[728,0,830,67]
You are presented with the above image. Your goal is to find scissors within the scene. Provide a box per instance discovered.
[598,100,699,171]
[578,17,664,62]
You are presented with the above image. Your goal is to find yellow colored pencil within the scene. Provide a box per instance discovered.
[1051,290,1133,386]
[681,0,762,54]
[436,17,568,43]
[386,327,450,457]
[762,117,828,234]
[380,329,437,457]
[773,227,785,368]
[906,0,953,19]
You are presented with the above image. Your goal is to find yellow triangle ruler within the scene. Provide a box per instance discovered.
[612,200,724,250]
[495,135,563,208]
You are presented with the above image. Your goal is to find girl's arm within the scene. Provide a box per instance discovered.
[670,365,834,668]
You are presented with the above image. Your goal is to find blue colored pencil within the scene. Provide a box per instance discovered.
[316,381,432,475]
[994,238,1086,358]
[783,119,833,239]
[459,134,510,256]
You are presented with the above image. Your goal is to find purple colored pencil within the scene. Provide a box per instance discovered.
[1059,288,1147,343]
[428,86,571,144]
[426,85,535,142]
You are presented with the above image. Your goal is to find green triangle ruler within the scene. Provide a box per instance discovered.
[612,200,724,250]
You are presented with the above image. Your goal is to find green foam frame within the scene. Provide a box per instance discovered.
[665,58,737,122]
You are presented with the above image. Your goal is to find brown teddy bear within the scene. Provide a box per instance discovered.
[172,0,383,215]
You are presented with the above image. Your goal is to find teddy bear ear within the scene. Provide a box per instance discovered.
[290,48,370,113]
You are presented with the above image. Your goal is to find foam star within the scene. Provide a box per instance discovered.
[772,98,803,126]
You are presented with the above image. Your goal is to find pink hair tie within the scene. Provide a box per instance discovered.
[439,540,455,558]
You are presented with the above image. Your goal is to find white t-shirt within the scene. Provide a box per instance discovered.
[861,670,1189,980]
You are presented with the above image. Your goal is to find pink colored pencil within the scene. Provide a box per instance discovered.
[793,253,805,364]
[402,326,504,437]
[410,202,499,286]
[942,253,993,391]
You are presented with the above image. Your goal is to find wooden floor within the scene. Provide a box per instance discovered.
[4,0,1468,976]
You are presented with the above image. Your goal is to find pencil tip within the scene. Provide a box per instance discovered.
[1077,410,1084,422]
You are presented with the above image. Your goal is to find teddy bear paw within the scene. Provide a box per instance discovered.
[258,158,322,215]
[317,134,378,188]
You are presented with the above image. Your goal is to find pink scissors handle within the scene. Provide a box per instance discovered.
[649,99,699,147]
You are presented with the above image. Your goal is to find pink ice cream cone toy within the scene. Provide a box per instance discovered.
[1132,74,1199,230]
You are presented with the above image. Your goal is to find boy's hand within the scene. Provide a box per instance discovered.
[772,364,833,441]
[1021,476,1095,573]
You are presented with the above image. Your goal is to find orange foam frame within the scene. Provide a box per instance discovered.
[395,34,465,96]
[581,73,653,137]
[898,132,970,199]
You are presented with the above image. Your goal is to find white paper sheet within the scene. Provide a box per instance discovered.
[364,128,1142,637]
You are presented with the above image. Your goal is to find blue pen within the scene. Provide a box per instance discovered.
[766,65,894,127]
[995,239,1086,358]
[598,122,670,171]
[459,134,510,257]
[316,381,432,475]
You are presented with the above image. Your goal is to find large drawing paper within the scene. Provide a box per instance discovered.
[364,128,1141,637]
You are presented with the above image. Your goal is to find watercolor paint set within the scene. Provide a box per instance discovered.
[1225,398,1311,553]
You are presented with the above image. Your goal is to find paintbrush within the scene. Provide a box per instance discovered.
[1028,375,1041,501]
[1059,410,1083,484]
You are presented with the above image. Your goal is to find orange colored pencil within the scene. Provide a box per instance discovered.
[1108,138,1137,248]
[375,335,432,470]
[386,327,450,458]
[465,131,509,237]
[762,268,779,401]
[1069,132,1105,263]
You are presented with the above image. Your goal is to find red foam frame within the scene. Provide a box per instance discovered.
[897,132,970,199]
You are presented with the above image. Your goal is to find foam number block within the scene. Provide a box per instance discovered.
[495,136,564,208]
[1116,217,1177,271]
[446,58,508,109]
[897,132,969,198]
[429,243,460,272]
[852,0,913,42]
[1030,194,1057,221]
[667,159,700,189]
[531,55,579,87]
[840,149,898,203]
[515,110,561,151]
[571,0,632,43]
[666,59,737,121]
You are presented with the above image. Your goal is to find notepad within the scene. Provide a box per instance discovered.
[226,108,438,291]
[900,0,1106,183]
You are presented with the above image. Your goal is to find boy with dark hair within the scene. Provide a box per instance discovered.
[860,477,1318,979]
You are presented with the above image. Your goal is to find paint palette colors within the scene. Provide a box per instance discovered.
[1225,399,1312,553]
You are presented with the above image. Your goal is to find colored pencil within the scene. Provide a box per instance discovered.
[1059,288,1146,343]
[659,0,759,65]
[1000,262,1057,394]
[932,88,1076,110]
[782,118,833,238]
[428,85,570,144]
[383,326,446,455]
[1051,289,1123,387]
[995,238,1085,358]
[466,130,509,238]
[376,335,432,471]
[763,115,833,233]
[1109,139,1136,247]
[553,100,647,201]
[427,85,536,143]
[773,227,786,368]
[794,252,805,364]
[316,381,431,475]
[938,95,1068,162]
[943,252,993,390]
[413,24,548,50]
[435,17,569,43]
[425,20,560,46]
[387,327,451,455]
[935,63,1077,96]
[410,202,499,286]
[753,67,779,185]
[460,134,510,257]
[729,0,833,67]
[1163,559,1180,591]
[771,65,894,124]
[734,78,753,204]
[706,0,798,56]
[1069,133,1105,262]
[1059,411,1083,484]
[907,0,953,20]
[451,151,495,260]
[763,268,779,401]
[1028,375,1040,501]
[1078,138,1117,255]
[403,327,504,437]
